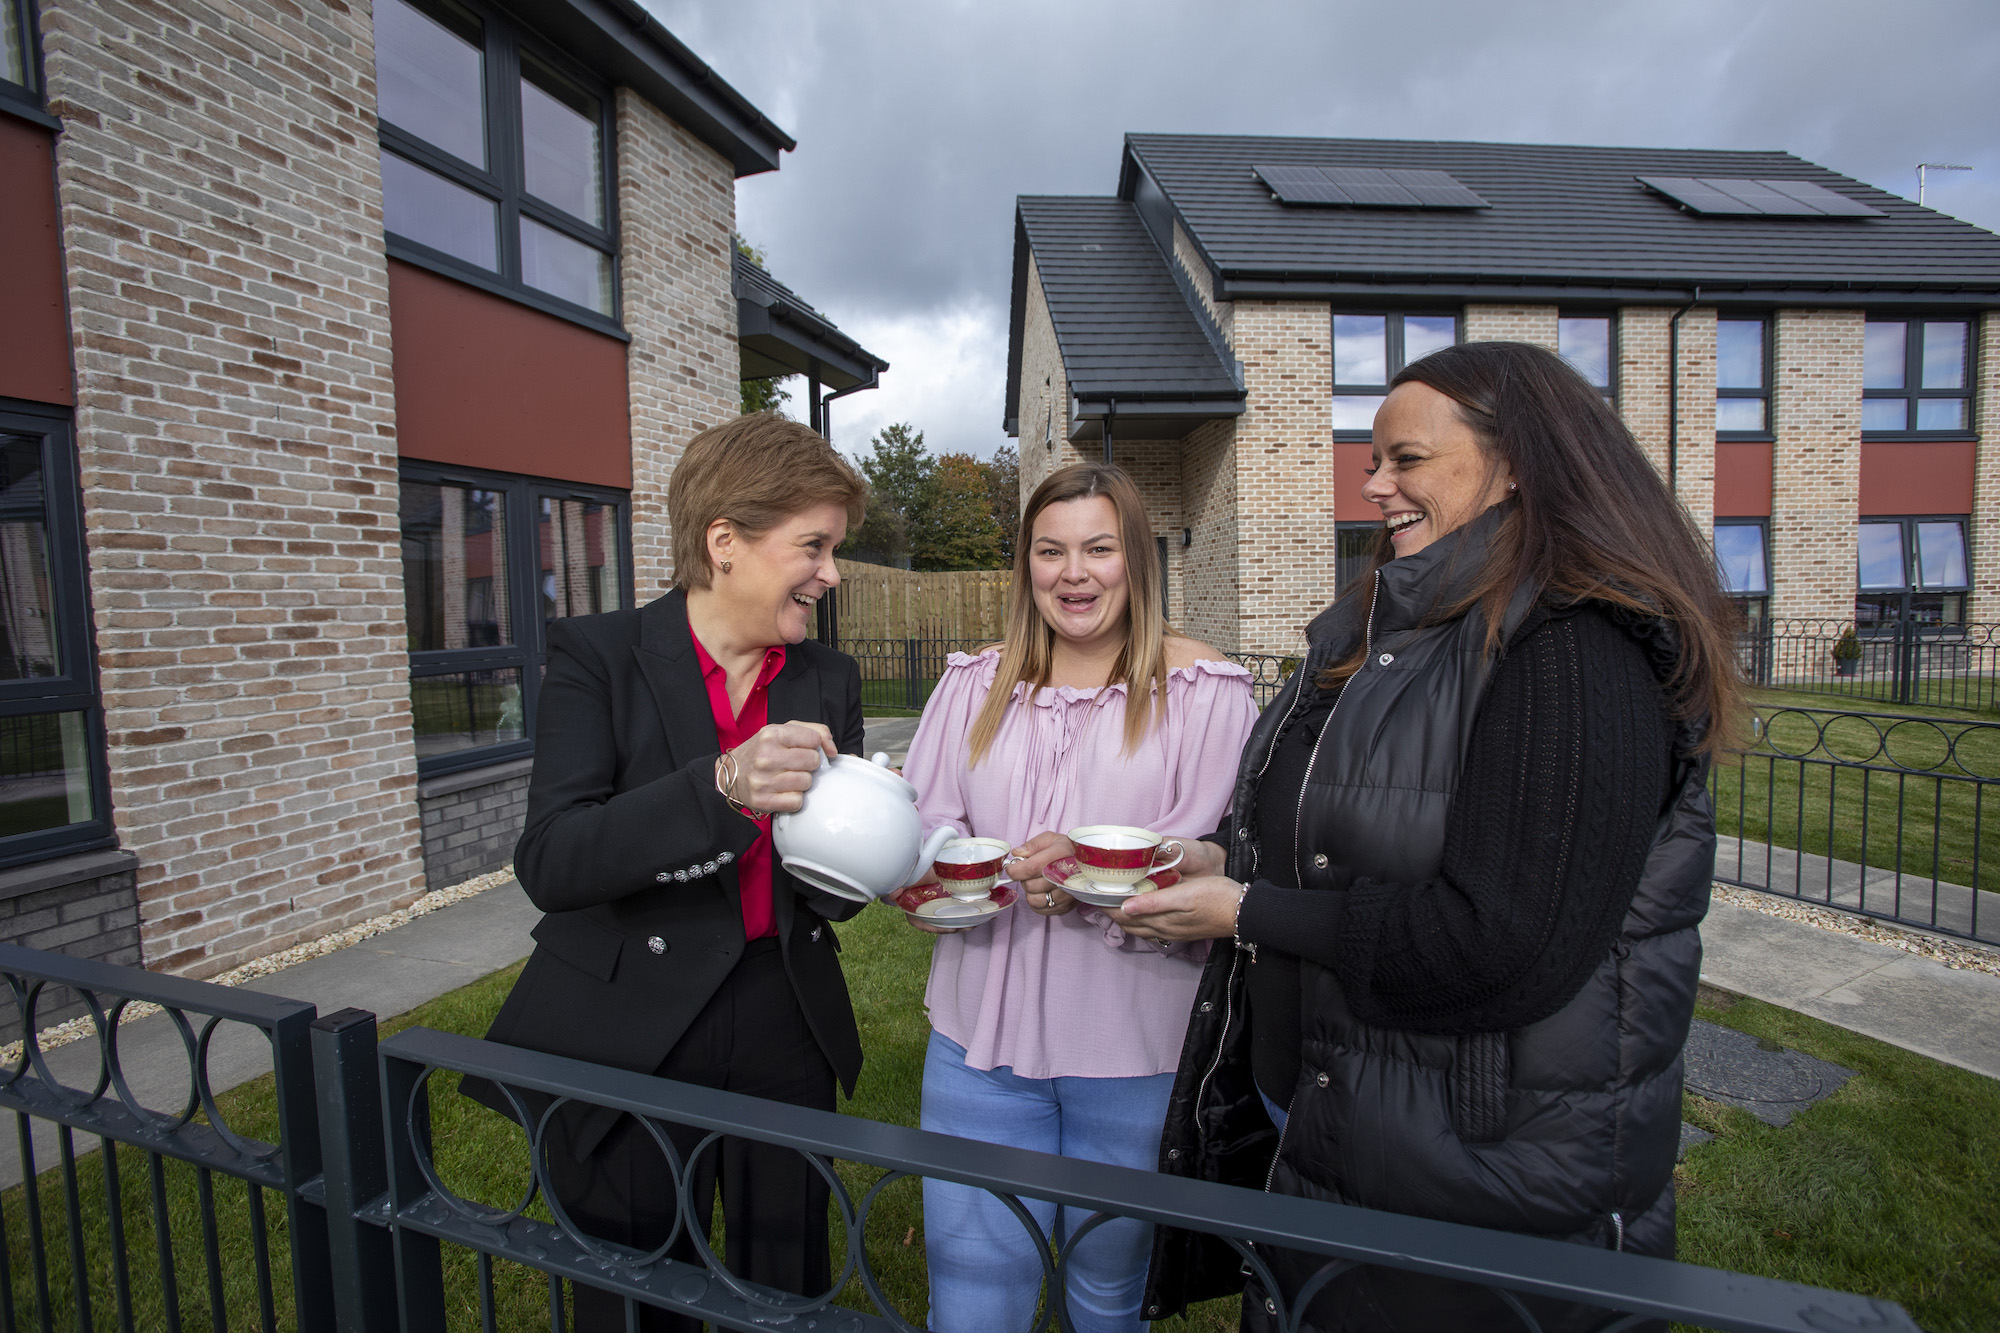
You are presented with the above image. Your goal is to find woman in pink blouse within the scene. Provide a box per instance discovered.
[900,463,1258,1333]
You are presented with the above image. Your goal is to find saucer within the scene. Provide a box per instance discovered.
[886,881,1018,932]
[1043,857,1182,909]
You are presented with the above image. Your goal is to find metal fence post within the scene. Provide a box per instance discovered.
[905,637,919,710]
[311,1008,398,1333]
[272,1004,339,1333]
[379,1041,449,1329]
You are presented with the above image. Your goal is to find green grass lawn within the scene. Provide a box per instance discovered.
[1712,688,2000,895]
[7,912,1996,1330]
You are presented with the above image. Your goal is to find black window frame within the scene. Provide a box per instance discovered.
[1714,314,1775,442]
[375,0,625,339]
[1861,316,1976,441]
[0,0,56,128]
[400,460,634,777]
[1334,521,1382,593]
[0,401,116,869]
[1330,310,1462,439]
[1713,517,1771,620]
[1854,513,1971,631]
[1557,311,1619,406]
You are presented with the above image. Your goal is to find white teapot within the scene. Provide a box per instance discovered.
[772,752,955,903]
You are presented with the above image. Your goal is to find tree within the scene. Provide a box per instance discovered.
[982,444,1020,563]
[911,452,1006,571]
[734,235,794,417]
[847,423,932,567]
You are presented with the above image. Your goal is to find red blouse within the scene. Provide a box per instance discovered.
[690,633,787,942]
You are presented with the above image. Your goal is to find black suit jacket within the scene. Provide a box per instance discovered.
[466,589,867,1156]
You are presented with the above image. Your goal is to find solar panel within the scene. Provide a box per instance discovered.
[1699,178,1819,215]
[1323,167,1421,207]
[1640,175,1882,219]
[1385,168,1491,208]
[1759,178,1883,217]
[1253,164,1351,205]
[1640,177,1763,215]
[1254,163,1488,209]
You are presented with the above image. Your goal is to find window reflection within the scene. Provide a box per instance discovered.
[1861,398,1908,432]
[0,712,94,838]
[521,216,613,314]
[1716,320,1765,389]
[380,150,498,271]
[1557,317,1611,388]
[1921,321,1967,389]
[1916,522,1967,589]
[1403,316,1455,364]
[1,0,23,88]
[409,668,525,759]
[540,497,623,621]
[521,58,602,226]
[373,0,486,168]
[1333,315,1388,385]
[401,483,512,652]
[1331,396,1383,431]
[1857,523,1904,590]
[1715,398,1766,432]
[1863,323,1906,390]
[0,436,59,681]
[1713,525,1767,594]
[1335,523,1380,592]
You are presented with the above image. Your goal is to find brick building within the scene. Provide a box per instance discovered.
[1005,135,2000,655]
[0,0,878,980]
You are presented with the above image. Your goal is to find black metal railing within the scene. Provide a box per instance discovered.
[0,942,331,1331]
[1746,620,2000,713]
[1712,704,2000,944]
[1226,653,1298,708]
[0,942,1924,1333]
[845,637,987,712]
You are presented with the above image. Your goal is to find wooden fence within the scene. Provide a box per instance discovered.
[833,559,1011,642]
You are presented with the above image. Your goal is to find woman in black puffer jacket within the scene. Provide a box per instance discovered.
[1118,341,1745,1332]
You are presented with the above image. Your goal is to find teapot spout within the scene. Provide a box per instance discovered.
[909,826,955,889]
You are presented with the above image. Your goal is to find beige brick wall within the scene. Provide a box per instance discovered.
[1619,307,1672,478]
[1172,219,1232,346]
[1114,438,1185,626]
[1179,417,1238,651]
[1464,304,1559,349]
[40,0,425,975]
[618,88,739,597]
[1230,300,1333,654]
[1669,309,1717,538]
[1016,253,1096,498]
[1972,312,2000,624]
[1770,310,1864,625]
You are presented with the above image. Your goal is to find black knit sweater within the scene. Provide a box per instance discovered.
[1240,603,1672,1106]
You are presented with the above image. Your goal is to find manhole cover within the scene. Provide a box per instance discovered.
[1682,1019,1855,1127]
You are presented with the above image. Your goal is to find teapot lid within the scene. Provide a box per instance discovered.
[825,751,918,801]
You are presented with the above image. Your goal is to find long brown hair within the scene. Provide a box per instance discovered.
[968,464,1169,764]
[1324,340,1745,755]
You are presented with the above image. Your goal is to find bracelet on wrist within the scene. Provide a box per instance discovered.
[714,751,758,820]
[1231,880,1258,960]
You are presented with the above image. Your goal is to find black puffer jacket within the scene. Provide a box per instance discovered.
[1144,508,1713,1332]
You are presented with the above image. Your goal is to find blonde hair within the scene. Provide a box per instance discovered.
[968,463,1170,764]
[668,413,866,591]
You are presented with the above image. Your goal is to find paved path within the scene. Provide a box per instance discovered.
[1699,896,2000,1080]
[862,716,921,764]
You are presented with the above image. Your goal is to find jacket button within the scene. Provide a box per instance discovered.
[1199,1001,1214,1013]
[1316,1071,1329,1088]
[655,872,671,884]
[1167,1148,1180,1159]
[1147,1308,1159,1319]
[1264,1298,1278,1315]
[811,925,823,942]
[647,936,666,955]
[1378,652,1394,666]
[1312,853,1328,870]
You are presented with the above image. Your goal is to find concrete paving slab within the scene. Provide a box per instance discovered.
[863,716,922,764]
[0,881,539,1189]
[1683,1018,1856,1126]
[1677,1122,1714,1160]
[1701,896,2000,1080]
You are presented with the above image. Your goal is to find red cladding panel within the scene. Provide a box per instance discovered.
[387,260,631,487]
[1334,441,1379,520]
[0,117,74,405]
[1859,441,1975,516]
[1714,442,1773,517]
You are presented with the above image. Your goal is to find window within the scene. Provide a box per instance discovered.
[1331,313,1458,433]
[0,0,33,106]
[1714,520,1769,624]
[1854,516,1969,628]
[373,0,618,331]
[1558,315,1615,403]
[1715,317,1772,436]
[0,404,113,868]
[400,463,631,773]
[1862,319,1972,435]
[1335,522,1381,593]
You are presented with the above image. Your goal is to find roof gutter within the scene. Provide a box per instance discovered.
[1668,286,1701,492]
[1214,277,2000,310]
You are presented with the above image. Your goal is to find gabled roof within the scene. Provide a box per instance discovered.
[1123,134,2000,305]
[734,251,888,392]
[504,0,793,176]
[1004,198,1243,439]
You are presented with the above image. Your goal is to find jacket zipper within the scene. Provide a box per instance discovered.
[1263,571,1382,1195]
[1192,616,1333,1149]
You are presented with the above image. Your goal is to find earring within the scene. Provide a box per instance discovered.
[1508,482,1518,493]
[720,560,732,573]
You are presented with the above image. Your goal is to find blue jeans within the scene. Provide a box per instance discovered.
[921,1031,1175,1333]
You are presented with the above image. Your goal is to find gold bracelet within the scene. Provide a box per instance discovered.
[1232,880,1258,960]
[714,752,759,820]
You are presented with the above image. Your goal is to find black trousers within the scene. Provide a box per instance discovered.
[547,939,837,1333]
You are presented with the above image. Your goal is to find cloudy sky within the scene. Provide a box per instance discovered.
[645,0,2000,464]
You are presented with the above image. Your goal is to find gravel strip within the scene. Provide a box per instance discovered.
[3,866,518,1065]
[1712,882,2000,979]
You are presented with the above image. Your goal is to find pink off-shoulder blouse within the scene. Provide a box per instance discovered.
[901,649,1259,1079]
